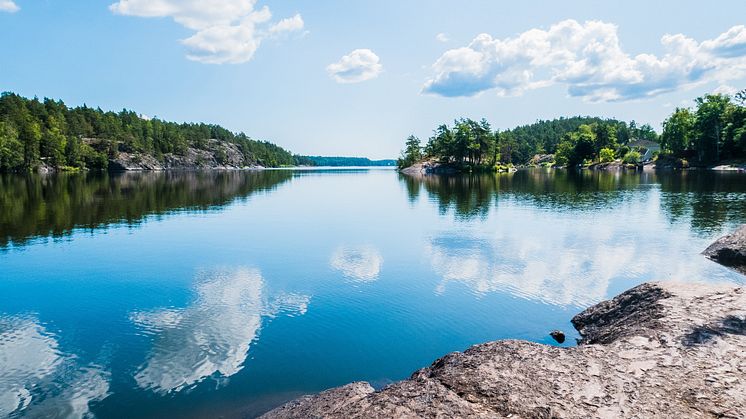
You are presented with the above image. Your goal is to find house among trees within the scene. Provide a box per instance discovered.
[627,139,660,162]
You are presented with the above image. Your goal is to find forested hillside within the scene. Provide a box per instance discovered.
[0,92,298,172]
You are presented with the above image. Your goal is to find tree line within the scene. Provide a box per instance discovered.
[0,170,293,248]
[399,90,746,169]
[660,92,746,164]
[294,156,396,167]
[0,92,299,172]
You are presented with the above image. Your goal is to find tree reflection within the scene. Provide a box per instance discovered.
[0,170,293,249]
[400,169,746,233]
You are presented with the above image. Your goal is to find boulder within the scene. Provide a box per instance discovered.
[703,225,746,274]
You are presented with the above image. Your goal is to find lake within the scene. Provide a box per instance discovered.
[1,168,745,418]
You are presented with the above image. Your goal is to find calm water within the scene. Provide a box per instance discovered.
[1,168,745,418]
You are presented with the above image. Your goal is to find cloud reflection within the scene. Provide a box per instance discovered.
[0,315,109,418]
[330,245,384,282]
[426,211,742,307]
[131,268,309,394]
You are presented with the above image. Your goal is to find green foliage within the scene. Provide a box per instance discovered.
[416,116,642,168]
[214,147,228,165]
[554,141,573,167]
[694,94,730,163]
[0,92,297,172]
[397,135,424,168]
[657,93,746,164]
[552,124,609,168]
[422,119,496,167]
[505,116,629,163]
[599,147,616,163]
[622,151,642,164]
[0,121,24,170]
[403,90,744,170]
[661,108,695,156]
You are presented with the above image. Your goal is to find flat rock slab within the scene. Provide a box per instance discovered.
[261,282,746,418]
[703,225,746,274]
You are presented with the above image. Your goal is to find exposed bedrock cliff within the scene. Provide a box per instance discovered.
[261,279,746,418]
[108,139,256,171]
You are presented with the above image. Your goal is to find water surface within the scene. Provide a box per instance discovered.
[1,168,745,418]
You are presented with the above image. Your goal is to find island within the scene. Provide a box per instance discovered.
[396,91,746,174]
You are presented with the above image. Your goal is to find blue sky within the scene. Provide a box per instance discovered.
[1,0,745,159]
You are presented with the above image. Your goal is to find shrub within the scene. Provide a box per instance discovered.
[622,151,642,164]
[599,147,615,163]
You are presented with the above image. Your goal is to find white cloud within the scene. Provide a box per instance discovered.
[131,267,309,394]
[109,0,304,64]
[269,13,304,35]
[0,0,19,13]
[423,20,746,102]
[330,245,383,282]
[436,33,450,43]
[327,49,383,83]
[713,84,739,95]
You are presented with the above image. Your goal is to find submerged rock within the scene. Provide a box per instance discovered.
[703,225,746,274]
[261,281,746,418]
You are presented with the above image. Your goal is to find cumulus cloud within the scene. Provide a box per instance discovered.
[330,245,383,282]
[0,0,19,13]
[131,267,309,394]
[423,20,746,102]
[109,0,304,64]
[269,13,304,35]
[436,33,450,43]
[327,49,383,83]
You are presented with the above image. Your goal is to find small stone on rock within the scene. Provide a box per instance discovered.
[550,330,566,344]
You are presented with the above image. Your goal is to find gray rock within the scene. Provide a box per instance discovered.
[108,139,258,171]
[400,161,460,175]
[260,282,746,418]
[703,225,746,274]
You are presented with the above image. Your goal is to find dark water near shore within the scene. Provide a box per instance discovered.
[1,168,745,418]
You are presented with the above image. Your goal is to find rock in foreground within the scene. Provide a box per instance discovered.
[261,282,746,418]
[703,225,746,274]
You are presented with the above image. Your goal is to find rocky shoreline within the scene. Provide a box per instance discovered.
[260,228,746,418]
[108,139,260,171]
